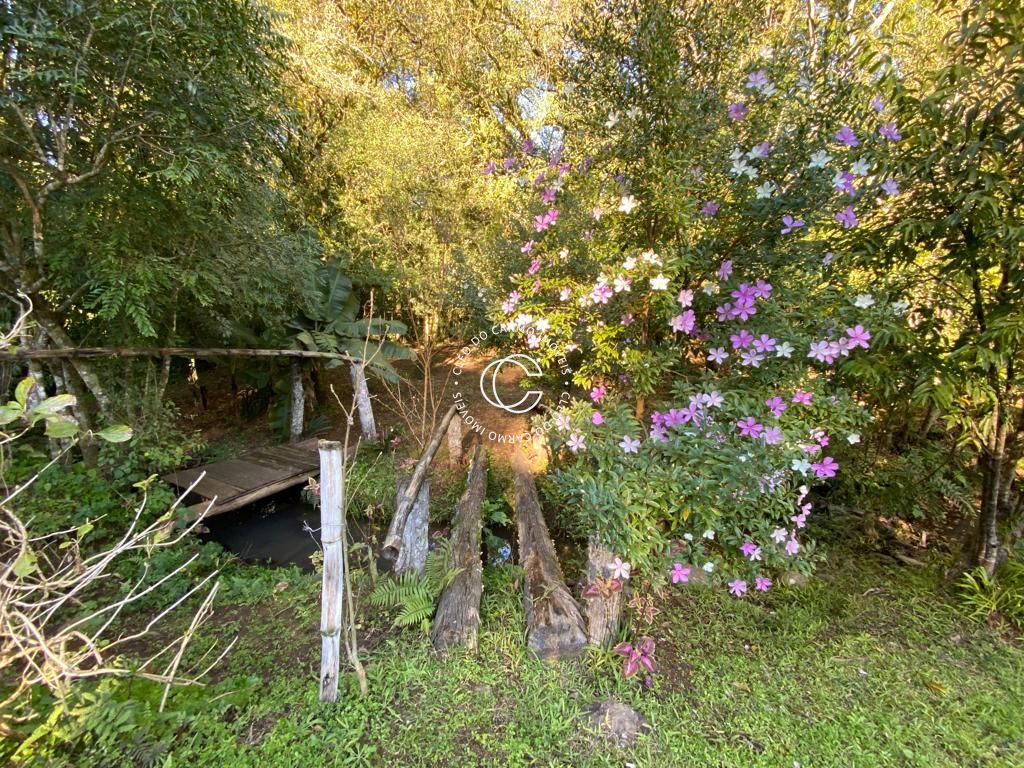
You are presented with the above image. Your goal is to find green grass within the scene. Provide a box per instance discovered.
[141,543,1024,768]
[11,532,1021,767]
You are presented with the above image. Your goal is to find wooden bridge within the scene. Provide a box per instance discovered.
[162,440,321,518]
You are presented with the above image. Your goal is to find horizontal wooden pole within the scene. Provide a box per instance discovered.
[0,347,356,362]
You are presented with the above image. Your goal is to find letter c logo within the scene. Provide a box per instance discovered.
[479,354,544,414]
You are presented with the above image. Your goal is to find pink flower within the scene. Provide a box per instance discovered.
[740,541,762,561]
[521,240,535,254]
[736,417,764,438]
[765,396,787,418]
[785,538,800,556]
[609,557,631,580]
[755,576,772,592]
[541,186,558,204]
[614,637,655,678]
[621,313,635,326]
[670,310,696,334]
[811,456,839,478]
[677,289,694,307]
[592,411,604,426]
[590,282,613,304]
[670,563,690,584]
[730,329,754,349]
[846,325,871,349]
[763,426,784,445]
[792,512,808,529]
[792,390,813,406]
[590,385,607,403]
[728,579,748,597]
[717,260,733,281]
[528,258,541,275]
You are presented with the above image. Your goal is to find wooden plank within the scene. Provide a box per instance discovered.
[187,471,315,518]
[212,460,295,488]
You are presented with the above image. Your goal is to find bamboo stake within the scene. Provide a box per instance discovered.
[350,362,377,443]
[318,440,345,703]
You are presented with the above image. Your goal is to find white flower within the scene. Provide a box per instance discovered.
[535,318,550,333]
[792,458,812,474]
[853,293,875,308]
[892,299,909,315]
[755,181,776,199]
[640,249,661,265]
[650,274,669,291]
[618,195,639,214]
[702,281,720,296]
[775,341,794,358]
[702,529,716,540]
[730,158,755,178]
[613,276,630,293]
[626,106,640,119]
[728,146,744,161]
[683,533,694,542]
[605,111,619,129]
[623,256,637,270]
[847,433,861,445]
[851,158,871,176]
[608,556,631,580]
[760,83,778,97]
[702,562,715,573]
[808,149,832,169]
[558,247,570,261]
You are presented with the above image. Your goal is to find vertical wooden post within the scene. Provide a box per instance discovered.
[350,362,377,443]
[289,360,304,443]
[318,440,345,702]
[394,476,430,576]
[447,414,463,466]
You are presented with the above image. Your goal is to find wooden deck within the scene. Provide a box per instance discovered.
[162,440,321,518]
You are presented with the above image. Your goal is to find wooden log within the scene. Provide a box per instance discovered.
[583,535,623,647]
[446,413,463,467]
[381,404,457,564]
[0,346,358,361]
[350,362,377,443]
[514,469,586,660]
[432,442,487,652]
[289,360,304,443]
[393,476,430,576]
[318,440,345,703]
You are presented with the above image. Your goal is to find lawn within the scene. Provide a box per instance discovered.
[134,534,1024,768]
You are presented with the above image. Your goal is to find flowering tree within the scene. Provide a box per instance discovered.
[484,0,917,598]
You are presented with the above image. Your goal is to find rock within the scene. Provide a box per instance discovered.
[584,700,651,746]
[780,570,809,588]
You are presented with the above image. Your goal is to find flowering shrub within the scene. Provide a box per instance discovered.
[482,4,916,594]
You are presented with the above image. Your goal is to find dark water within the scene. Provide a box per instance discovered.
[199,487,322,571]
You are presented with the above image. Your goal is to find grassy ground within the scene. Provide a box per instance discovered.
[138,535,1024,768]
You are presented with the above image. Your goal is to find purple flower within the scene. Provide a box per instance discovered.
[755,576,772,592]
[728,579,748,597]
[763,426,784,445]
[785,538,800,556]
[728,101,748,122]
[846,325,871,349]
[781,214,805,234]
[835,205,858,229]
[677,289,694,307]
[739,349,765,367]
[730,297,757,321]
[792,512,808,529]
[752,141,772,158]
[746,69,770,90]
[792,389,813,406]
[834,125,859,147]
[701,200,721,217]
[590,385,607,402]
[567,432,586,453]
[522,138,535,154]
[483,161,497,175]
[614,637,655,678]
[731,283,756,302]
[740,541,762,560]
[592,411,604,426]
[752,334,777,354]
[871,95,885,113]
[502,156,517,170]
[670,563,691,584]
[730,329,754,349]
[765,396,787,418]
[811,456,839,478]
[834,170,856,196]
[881,178,900,196]
[670,310,696,334]
[879,121,902,141]
[736,417,764,438]
[541,186,557,205]
[716,302,733,322]
[619,435,641,454]
[708,347,728,364]
[621,313,634,326]
[717,260,733,281]
[752,279,772,299]
[528,258,541,275]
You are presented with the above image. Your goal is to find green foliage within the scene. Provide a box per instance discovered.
[369,540,460,630]
[959,560,1024,629]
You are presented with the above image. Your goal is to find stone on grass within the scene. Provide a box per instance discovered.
[584,700,651,746]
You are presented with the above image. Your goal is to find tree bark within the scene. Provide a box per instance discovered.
[432,442,487,652]
[446,413,463,466]
[289,360,305,443]
[350,362,377,444]
[393,476,429,577]
[583,535,623,647]
[514,468,586,660]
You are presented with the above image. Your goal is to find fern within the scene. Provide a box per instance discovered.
[370,540,461,629]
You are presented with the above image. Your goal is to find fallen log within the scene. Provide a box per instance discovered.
[432,442,488,652]
[381,404,457,568]
[514,469,586,660]
[446,414,463,466]
[583,535,623,647]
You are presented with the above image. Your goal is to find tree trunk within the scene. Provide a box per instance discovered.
[583,535,623,647]
[393,476,429,577]
[31,300,113,417]
[447,413,463,466]
[514,468,586,660]
[975,402,1012,576]
[350,362,377,444]
[432,442,487,652]
[289,360,305,443]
